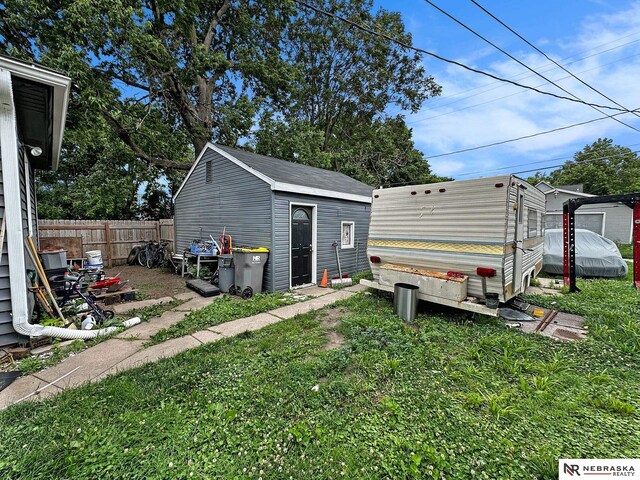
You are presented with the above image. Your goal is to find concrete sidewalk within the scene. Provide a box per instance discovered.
[0,285,364,409]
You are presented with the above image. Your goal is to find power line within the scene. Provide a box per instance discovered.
[406,52,640,125]
[383,147,640,186]
[422,0,640,134]
[454,144,640,177]
[291,0,632,113]
[469,0,640,120]
[423,109,639,160]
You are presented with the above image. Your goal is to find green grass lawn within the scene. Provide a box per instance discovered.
[617,243,633,259]
[1,279,638,479]
[148,293,303,345]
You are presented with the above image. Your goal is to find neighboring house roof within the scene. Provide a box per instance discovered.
[535,182,594,198]
[0,54,71,171]
[175,143,374,203]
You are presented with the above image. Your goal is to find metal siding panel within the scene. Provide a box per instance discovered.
[273,193,371,292]
[174,147,273,291]
[367,176,544,301]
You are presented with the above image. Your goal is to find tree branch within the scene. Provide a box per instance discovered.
[203,0,231,49]
[102,110,190,170]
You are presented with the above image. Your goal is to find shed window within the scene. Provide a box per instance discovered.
[205,160,212,183]
[341,221,354,249]
[527,209,538,238]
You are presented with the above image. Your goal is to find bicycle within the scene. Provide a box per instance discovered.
[146,241,170,269]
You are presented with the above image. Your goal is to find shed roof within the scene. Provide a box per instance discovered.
[175,143,374,203]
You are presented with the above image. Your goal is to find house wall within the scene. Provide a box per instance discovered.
[174,147,274,290]
[543,191,633,243]
[273,192,371,292]
[0,145,36,346]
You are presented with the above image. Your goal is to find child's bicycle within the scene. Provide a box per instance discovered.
[54,272,116,327]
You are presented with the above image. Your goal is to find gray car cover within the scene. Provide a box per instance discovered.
[542,229,628,277]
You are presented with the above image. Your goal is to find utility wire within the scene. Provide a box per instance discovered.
[386,35,640,117]
[422,0,640,133]
[406,52,640,125]
[383,147,640,186]
[455,144,640,177]
[424,109,639,159]
[292,0,632,113]
[469,0,640,119]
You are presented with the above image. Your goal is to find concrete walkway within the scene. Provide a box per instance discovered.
[0,285,364,409]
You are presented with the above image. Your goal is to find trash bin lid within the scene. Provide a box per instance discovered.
[233,247,269,253]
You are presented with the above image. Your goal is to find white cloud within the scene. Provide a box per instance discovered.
[408,1,640,178]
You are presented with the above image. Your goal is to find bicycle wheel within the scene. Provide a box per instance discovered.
[146,251,155,269]
[127,246,141,265]
[137,248,147,266]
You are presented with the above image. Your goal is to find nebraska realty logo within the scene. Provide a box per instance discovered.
[559,459,640,478]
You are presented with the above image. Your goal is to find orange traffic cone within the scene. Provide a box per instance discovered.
[320,269,329,288]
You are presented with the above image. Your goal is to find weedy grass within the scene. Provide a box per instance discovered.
[16,302,180,375]
[0,277,638,479]
[147,293,302,345]
[617,243,633,259]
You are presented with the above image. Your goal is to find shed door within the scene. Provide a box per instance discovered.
[291,207,312,286]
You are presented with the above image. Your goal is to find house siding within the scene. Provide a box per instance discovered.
[273,192,371,292]
[174,147,274,291]
[543,191,632,243]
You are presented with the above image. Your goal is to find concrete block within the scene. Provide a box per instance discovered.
[190,330,225,344]
[210,313,281,337]
[33,339,144,390]
[0,375,62,410]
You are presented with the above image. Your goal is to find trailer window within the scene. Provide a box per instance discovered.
[527,209,538,238]
[341,221,354,249]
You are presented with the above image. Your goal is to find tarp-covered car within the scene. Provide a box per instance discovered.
[542,229,628,277]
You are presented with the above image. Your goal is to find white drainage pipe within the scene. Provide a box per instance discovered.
[13,317,142,340]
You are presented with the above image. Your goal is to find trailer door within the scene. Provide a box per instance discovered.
[513,185,525,292]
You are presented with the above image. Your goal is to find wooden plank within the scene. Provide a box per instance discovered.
[38,237,83,258]
[105,221,112,268]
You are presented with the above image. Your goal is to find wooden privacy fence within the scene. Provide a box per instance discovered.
[38,219,174,267]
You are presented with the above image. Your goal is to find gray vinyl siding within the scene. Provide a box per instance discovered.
[174,148,274,291]
[543,191,633,243]
[272,192,371,292]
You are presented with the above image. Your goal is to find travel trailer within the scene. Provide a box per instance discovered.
[360,175,545,315]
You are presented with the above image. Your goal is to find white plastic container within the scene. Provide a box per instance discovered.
[86,250,103,267]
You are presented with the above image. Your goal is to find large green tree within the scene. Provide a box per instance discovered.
[528,138,640,195]
[1,0,444,219]
[254,0,443,186]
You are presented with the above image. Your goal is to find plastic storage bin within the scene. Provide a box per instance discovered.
[231,247,269,298]
[40,250,67,270]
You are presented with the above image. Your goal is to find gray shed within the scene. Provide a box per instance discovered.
[174,144,373,292]
[0,55,70,347]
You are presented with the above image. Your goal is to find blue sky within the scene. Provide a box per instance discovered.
[373,0,640,179]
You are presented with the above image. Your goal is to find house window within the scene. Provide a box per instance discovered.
[341,221,354,249]
[527,209,538,238]
[205,160,212,183]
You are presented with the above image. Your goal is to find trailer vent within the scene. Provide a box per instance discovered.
[439,188,446,193]
[410,191,416,195]
[424,190,431,194]
[370,256,381,264]
[495,182,504,188]
[374,194,379,198]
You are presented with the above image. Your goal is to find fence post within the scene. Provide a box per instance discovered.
[105,221,112,268]
[155,221,161,241]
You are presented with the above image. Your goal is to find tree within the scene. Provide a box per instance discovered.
[1,0,293,170]
[139,182,174,220]
[549,138,640,195]
[253,0,443,186]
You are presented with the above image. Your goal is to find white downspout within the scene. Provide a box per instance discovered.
[0,69,139,340]
[23,150,33,236]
